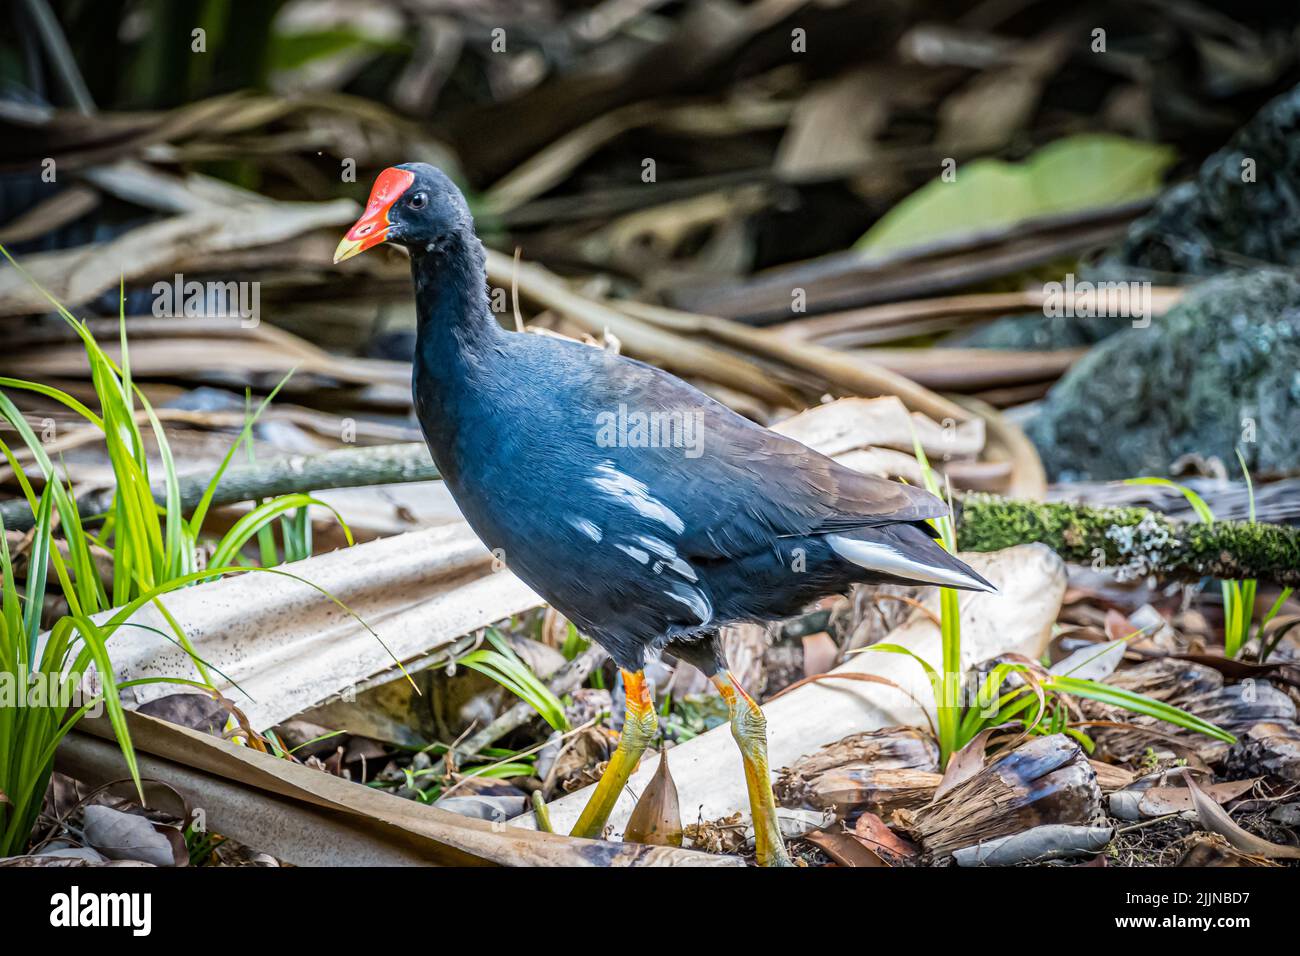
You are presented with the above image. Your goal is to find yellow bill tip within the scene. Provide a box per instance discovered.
[332,236,366,264]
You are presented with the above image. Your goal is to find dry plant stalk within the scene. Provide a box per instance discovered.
[775,726,940,816]
[1085,660,1296,763]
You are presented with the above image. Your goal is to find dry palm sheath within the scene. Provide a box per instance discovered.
[335,165,994,866]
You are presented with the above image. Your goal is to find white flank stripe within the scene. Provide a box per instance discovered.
[828,535,994,591]
[616,543,650,564]
[568,517,603,542]
[664,585,712,625]
[589,462,685,533]
[635,535,698,582]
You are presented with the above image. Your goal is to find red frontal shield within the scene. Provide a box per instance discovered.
[333,167,416,263]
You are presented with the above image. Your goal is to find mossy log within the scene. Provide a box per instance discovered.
[958,493,1300,588]
[2,443,1296,587]
[0,442,438,533]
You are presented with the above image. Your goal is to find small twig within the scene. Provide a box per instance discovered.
[1115,812,1184,835]
[438,716,599,802]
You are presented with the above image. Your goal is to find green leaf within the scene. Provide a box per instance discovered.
[560,621,588,661]
[269,28,406,73]
[21,488,55,659]
[459,635,569,732]
[857,135,1175,257]
[1046,675,1234,743]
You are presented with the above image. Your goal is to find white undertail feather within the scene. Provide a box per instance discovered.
[827,535,996,592]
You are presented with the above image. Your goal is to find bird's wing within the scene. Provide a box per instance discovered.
[570,346,947,561]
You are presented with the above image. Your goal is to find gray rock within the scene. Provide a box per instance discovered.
[1027,269,1300,480]
[1270,802,1300,826]
[955,310,1120,351]
[960,83,1300,353]
[1108,83,1300,278]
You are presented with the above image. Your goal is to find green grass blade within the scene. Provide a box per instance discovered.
[1046,675,1234,743]
[21,488,55,660]
[1125,477,1215,524]
[209,494,351,570]
[459,642,568,732]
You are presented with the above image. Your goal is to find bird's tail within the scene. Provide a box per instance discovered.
[826,521,997,592]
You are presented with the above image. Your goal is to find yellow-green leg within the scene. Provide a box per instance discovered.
[570,669,657,839]
[712,671,794,867]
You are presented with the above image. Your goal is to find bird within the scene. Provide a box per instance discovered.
[335,163,995,866]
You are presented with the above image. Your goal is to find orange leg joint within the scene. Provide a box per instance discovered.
[570,668,658,840]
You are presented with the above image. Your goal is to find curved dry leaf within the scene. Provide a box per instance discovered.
[953,824,1114,866]
[67,712,738,866]
[1136,777,1258,817]
[623,748,682,847]
[82,805,187,867]
[852,811,918,865]
[1184,774,1300,859]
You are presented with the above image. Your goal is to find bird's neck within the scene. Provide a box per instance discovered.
[410,228,504,373]
[410,228,507,475]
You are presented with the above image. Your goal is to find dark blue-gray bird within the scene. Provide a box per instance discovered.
[336,164,994,865]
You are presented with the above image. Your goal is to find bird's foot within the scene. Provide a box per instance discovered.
[757,841,797,868]
[711,670,796,868]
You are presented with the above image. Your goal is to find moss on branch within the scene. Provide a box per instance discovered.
[0,442,437,533]
[958,493,1300,587]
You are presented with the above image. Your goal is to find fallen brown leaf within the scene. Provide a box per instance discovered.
[805,827,887,867]
[1183,774,1300,859]
[852,811,918,865]
[623,748,683,847]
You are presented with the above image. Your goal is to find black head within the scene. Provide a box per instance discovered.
[334,163,473,263]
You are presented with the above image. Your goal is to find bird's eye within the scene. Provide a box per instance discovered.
[408,192,429,209]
